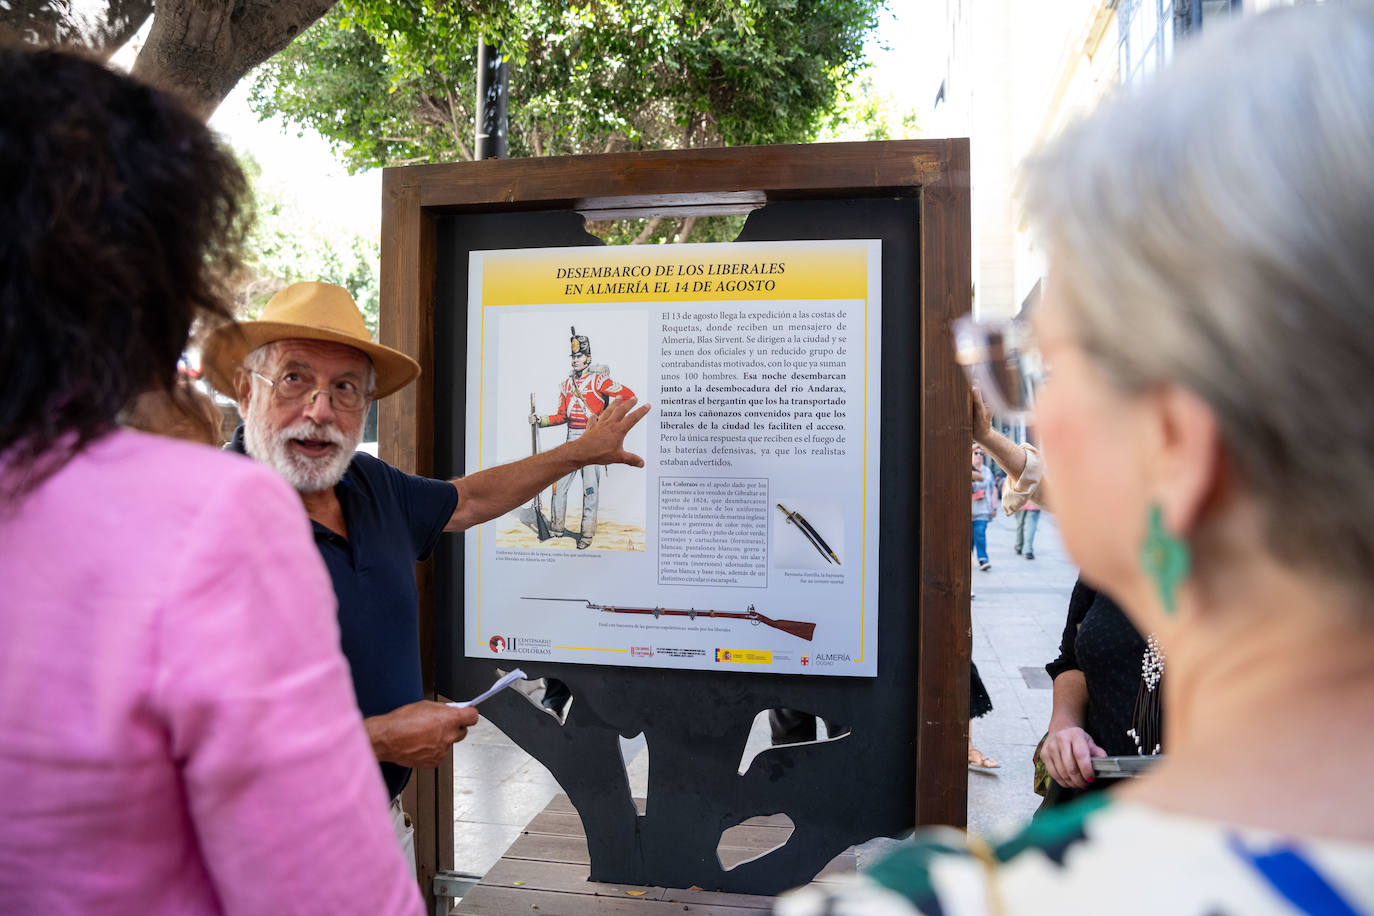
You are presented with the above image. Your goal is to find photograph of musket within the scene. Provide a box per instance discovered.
[527,393,553,540]
[776,503,840,565]
[522,597,816,641]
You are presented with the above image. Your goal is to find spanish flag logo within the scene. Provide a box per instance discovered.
[715,648,772,665]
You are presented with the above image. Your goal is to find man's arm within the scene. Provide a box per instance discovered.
[448,396,650,532]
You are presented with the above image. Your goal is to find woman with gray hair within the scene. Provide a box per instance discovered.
[779,4,1374,913]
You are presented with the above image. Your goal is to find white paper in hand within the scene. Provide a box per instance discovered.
[447,668,527,709]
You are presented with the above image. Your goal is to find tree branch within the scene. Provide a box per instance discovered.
[416,93,450,127]
[443,82,474,162]
[630,218,662,246]
[1,0,153,58]
[132,0,337,119]
[233,0,337,69]
[681,113,698,149]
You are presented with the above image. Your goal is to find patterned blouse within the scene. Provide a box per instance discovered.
[776,796,1374,915]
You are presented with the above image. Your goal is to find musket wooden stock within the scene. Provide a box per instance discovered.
[744,609,816,642]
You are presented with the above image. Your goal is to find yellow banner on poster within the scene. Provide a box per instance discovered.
[480,243,868,306]
[714,648,774,665]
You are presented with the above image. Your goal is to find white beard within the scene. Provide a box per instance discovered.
[244,409,359,493]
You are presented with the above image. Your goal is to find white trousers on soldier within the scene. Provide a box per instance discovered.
[550,428,600,539]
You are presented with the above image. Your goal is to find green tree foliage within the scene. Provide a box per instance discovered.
[816,75,921,143]
[235,155,382,332]
[250,0,886,169]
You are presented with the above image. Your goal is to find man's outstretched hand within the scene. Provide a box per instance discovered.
[445,396,650,533]
[570,396,650,468]
[365,701,479,770]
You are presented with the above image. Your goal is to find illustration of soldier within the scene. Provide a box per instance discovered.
[529,326,635,549]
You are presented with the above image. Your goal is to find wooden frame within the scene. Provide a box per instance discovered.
[378,139,971,903]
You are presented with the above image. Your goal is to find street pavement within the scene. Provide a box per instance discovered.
[967,509,1076,837]
[448,509,1079,875]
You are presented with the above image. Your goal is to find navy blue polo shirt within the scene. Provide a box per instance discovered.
[230,428,457,799]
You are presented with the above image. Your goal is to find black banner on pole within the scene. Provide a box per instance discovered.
[474,38,508,160]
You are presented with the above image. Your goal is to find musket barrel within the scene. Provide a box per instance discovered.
[522,598,816,641]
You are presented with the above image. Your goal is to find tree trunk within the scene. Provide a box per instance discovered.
[131,0,338,119]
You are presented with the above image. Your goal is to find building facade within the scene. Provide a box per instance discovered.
[926,0,1313,320]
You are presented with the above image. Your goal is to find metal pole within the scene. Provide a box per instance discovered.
[474,38,508,159]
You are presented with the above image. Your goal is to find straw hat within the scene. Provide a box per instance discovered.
[201,282,420,400]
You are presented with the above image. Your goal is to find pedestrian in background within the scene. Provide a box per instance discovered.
[967,662,999,770]
[971,446,995,571]
[1014,499,1042,560]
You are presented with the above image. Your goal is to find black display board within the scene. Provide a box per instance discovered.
[431,198,926,894]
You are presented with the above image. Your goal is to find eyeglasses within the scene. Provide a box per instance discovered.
[252,370,369,413]
[953,315,1047,420]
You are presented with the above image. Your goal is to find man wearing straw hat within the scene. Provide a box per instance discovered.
[202,281,649,867]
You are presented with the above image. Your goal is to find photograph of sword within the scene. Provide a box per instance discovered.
[776,503,840,565]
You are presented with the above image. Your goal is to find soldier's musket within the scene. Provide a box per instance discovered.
[523,597,816,642]
[776,503,840,565]
[528,393,553,540]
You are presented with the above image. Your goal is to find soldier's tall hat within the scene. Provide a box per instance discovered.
[570,326,591,360]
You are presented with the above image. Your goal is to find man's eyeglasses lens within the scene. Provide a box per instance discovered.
[953,316,1044,420]
[256,371,366,412]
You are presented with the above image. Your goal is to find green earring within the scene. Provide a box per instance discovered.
[1141,503,1190,616]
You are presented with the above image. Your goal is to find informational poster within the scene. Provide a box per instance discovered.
[464,240,881,676]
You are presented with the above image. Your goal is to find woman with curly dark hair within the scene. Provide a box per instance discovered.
[0,50,422,914]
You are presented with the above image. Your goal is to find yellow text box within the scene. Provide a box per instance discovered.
[480,243,868,306]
